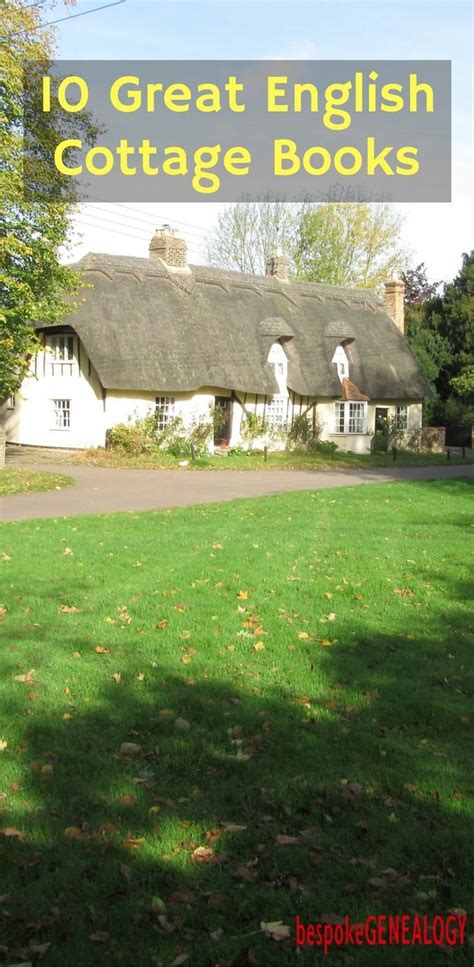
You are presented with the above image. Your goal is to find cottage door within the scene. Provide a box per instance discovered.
[214,397,232,446]
[375,407,389,432]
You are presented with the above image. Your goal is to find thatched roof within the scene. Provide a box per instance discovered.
[52,253,429,400]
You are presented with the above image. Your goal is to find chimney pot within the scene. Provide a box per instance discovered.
[384,278,405,334]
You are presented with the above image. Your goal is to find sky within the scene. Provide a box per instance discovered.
[52,0,473,283]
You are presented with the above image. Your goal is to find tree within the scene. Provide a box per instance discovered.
[450,366,474,402]
[295,203,406,291]
[405,252,474,425]
[0,0,94,400]
[401,262,440,307]
[207,201,301,276]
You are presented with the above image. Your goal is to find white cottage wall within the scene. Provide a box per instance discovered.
[3,336,105,449]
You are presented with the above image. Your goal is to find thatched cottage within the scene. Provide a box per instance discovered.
[1,225,429,453]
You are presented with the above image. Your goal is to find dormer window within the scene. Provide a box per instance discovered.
[267,342,288,394]
[332,345,349,380]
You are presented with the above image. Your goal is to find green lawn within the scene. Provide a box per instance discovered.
[0,479,472,966]
[75,446,473,472]
[0,468,74,496]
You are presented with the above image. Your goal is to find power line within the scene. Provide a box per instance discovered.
[8,0,126,36]
[36,0,126,29]
[86,194,217,237]
[76,210,210,251]
[86,203,211,243]
[74,214,209,258]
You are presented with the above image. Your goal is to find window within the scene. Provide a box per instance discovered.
[348,402,365,434]
[334,401,367,434]
[332,345,349,380]
[394,404,408,430]
[7,396,16,409]
[266,395,287,429]
[155,396,175,432]
[52,399,71,429]
[335,402,345,434]
[48,335,75,376]
[267,342,288,394]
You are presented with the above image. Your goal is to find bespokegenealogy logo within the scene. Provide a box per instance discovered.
[295,913,468,954]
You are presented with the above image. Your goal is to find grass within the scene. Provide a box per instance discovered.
[0,478,473,966]
[0,468,74,497]
[75,445,473,472]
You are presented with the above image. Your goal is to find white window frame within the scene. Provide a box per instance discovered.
[333,401,367,435]
[266,395,288,430]
[7,395,16,409]
[47,335,75,376]
[155,396,175,432]
[52,399,71,430]
[394,404,408,430]
[332,345,349,380]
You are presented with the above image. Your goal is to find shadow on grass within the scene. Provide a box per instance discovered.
[1,622,472,967]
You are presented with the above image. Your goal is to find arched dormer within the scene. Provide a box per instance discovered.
[267,341,288,395]
[332,344,350,381]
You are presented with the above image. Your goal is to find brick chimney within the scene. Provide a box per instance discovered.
[384,277,405,334]
[265,247,289,283]
[149,225,188,270]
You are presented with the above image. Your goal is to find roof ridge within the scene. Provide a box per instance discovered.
[71,252,382,305]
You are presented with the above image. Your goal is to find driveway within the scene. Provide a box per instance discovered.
[1,462,473,522]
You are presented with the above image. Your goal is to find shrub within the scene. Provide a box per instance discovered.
[241,412,268,444]
[312,440,338,456]
[108,412,158,455]
[371,428,388,453]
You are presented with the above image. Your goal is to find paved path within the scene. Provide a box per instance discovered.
[1,462,473,522]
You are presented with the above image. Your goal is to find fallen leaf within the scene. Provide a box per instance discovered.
[236,590,248,600]
[120,742,142,755]
[118,793,136,807]
[63,547,74,556]
[220,822,248,833]
[156,619,168,630]
[94,645,110,654]
[297,631,310,640]
[321,613,336,622]
[151,895,167,914]
[171,955,189,966]
[0,607,7,620]
[111,672,122,683]
[253,641,265,652]
[261,921,291,941]
[0,827,24,840]
[193,846,218,863]
[275,834,299,845]
[123,837,144,849]
[175,718,191,733]
[90,931,109,943]
[29,941,50,959]
[13,669,36,684]
[64,826,84,839]
[59,604,82,614]
[393,588,414,596]
[0,739,7,752]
